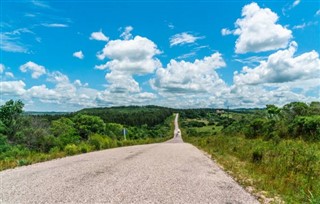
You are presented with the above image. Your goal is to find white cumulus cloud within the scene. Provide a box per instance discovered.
[170,32,204,47]
[96,90,156,107]
[90,30,109,42]
[105,72,141,93]
[120,26,133,40]
[96,35,161,94]
[0,80,26,95]
[96,36,161,74]
[26,71,98,108]
[231,2,292,54]
[221,28,233,36]
[20,61,46,79]
[74,79,88,87]
[5,72,14,78]
[47,71,69,84]
[168,23,175,29]
[73,50,84,59]
[234,41,320,85]
[292,0,301,8]
[151,53,227,95]
[225,83,319,109]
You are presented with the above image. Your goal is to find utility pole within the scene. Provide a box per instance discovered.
[123,128,127,140]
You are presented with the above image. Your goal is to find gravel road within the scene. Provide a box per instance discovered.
[0,114,259,204]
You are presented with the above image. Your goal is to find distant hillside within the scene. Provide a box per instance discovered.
[25,111,70,116]
[77,105,174,127]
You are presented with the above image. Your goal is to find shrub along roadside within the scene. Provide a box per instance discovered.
[0,135,170,171]
[183,134,320,203]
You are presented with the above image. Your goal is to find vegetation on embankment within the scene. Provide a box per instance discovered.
[0,136,170,171]
[184,135,320,203]
[0,100,174,171]
[180,102,320,203]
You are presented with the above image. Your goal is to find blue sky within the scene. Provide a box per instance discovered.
[1,0,319,111]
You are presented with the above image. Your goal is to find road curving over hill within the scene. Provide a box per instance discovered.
[0,114,259,204]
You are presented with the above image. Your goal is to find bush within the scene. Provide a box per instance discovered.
[182,121,206,128]
[88,134,105,150]
[78,142,92,153]
[186,128,198,137]
[271,134,281,145]
[73,114,105,139]
[105,123,123,140]
[17,159,31,166]
[252,148,263,163]
[57,134,81,148]
[49,146,60,154]
[122,140,135,146]
[116,140,123,147]
[104,137,115,148]
[9,146,30,157]
[64,144,78,156]
[0,134,11,153]
[50,117,77,137]
[223,120,246,136]
[290,116,320,141]
[39,135,57,153]
[47,147,65,159]
[88,134,114,150]
[245,119,266,139]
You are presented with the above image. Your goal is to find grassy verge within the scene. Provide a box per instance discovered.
[183,133,320,203]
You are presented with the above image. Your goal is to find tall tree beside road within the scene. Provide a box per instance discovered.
[73,114,106,139]
[0,100,24,141]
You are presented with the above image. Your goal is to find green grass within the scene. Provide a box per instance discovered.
[184,134,320,203]
[185,118,209,124]
[183,118,223,137]
[196,125,223,133]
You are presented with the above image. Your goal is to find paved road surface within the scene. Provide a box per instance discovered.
[0,114,259,204]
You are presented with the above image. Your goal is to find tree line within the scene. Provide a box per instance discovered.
[222,101,320,141]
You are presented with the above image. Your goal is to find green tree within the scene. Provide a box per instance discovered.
[73,114,105,139]
[0,100,24,141]
[0,135,12,155]
[0,121,6,135]
[105,123,123,140]
[266,104,280,120]
[51,117,77,137]
[309,102,320,115]
[14,117,51,150]
[51,117,80,147]
[282,102,309,121]
[290,116,320,141]
[245,118,266,139]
